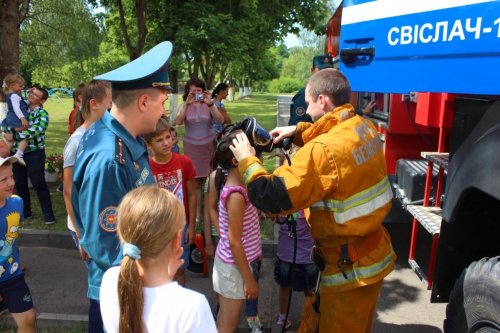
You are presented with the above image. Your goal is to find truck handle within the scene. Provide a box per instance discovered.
[340,46,375,65]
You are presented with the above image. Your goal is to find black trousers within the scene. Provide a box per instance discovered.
[13,149,55,222]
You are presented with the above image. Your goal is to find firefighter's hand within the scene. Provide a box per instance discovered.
[244,277,259,300]
[230,132,256,162]
[270,126,296,144]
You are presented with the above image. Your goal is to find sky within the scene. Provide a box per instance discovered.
[284,33,301,48]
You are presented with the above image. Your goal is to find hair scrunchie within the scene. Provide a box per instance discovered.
[123,243,141,260]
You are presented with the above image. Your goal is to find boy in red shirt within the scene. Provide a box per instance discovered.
[144,117,197,286]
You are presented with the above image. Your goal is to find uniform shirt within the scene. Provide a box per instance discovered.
[12,106,49,152]
[289,88,313,126]
[72,111,155,300]
[101,267,217,333]
[149,153,196,223]
[0,196,23,283]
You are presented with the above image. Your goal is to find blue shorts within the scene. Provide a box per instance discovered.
[274,257,318,292]
[0,274,34,313]
[180,224,190,270]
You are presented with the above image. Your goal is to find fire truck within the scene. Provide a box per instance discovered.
[327,1,500,332]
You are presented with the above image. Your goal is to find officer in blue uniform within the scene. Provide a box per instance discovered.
[71,41,173,333]
[289,55,334,125]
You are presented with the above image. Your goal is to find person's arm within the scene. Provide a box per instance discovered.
[73,162,128,270]
[186,178,197,245]
[231,132,338,215]
[218,105,232,124]
[227,192,259,300]
[63,166,89,261]
[17,108,48,139]
[9,94,25,120]
[175,103,188,125]
[208,172,220,234]
[203,176,215,257]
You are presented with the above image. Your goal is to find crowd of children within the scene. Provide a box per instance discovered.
[0,64,314,333]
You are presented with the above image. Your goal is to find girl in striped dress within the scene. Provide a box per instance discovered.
[212,129,262,333]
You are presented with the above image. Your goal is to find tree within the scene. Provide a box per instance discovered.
[20,0,105,86]
[98,0,329,89]
[0,0,29,80]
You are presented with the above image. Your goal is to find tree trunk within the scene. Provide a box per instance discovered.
[0,0,21,79]
[116,0,148,60]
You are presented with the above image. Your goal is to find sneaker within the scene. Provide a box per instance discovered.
[247,316,263,333]
[276,314,292,330]
[44,220,56,225]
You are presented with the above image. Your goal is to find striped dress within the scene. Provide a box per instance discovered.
[215,185,262,264]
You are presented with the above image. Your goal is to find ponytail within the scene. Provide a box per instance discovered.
[118,256,145,333]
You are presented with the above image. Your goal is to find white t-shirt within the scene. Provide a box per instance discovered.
[62,127,86,232]
[100,266,217,333]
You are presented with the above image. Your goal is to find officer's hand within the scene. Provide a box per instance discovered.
[270,126,296,144]
[229,132,256,162]
[79,245,90,261]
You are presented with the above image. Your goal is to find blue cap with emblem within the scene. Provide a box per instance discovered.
[312,55,334,70]
[94,41,173,91]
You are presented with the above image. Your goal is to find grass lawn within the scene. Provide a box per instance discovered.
[24,92,285,238]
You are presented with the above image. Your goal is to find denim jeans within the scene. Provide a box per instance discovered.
[13,149,55,222]
[245,258,261,317]
[89,298,104,333]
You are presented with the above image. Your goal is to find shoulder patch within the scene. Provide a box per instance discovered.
[99,206,118,232]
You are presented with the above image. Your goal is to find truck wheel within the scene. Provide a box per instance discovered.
[444,256,500,333]
[187,243,204,273]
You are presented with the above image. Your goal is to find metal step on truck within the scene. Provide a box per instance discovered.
[327,1,500,332]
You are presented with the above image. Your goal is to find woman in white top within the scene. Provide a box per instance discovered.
[100,186,216,333]
[62,80,111,260]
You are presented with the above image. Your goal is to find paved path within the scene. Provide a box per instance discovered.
[0,223,447,332]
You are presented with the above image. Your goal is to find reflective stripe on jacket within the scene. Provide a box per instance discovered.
[239,104,396,292]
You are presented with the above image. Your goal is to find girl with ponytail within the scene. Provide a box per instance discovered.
[212,128,263,333]
[100,186,216,333]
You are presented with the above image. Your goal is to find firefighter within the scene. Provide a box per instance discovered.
[230,68,396,333]
[289,55,334,126]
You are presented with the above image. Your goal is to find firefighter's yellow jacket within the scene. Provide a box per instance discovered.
[239,104,396,292]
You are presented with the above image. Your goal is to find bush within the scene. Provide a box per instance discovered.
[267,77,302,93]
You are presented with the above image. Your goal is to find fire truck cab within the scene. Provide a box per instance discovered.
[332,1,500,332]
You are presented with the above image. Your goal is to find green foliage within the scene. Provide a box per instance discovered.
[19,0,105,86]
[268,77,302,93]
[281,46,323,85]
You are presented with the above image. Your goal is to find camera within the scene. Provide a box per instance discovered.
[194,93,204,101]
[230,117,291,154]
